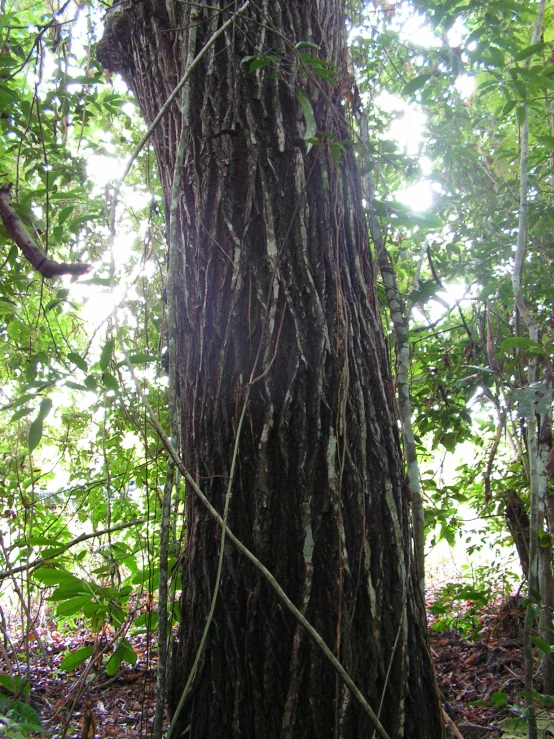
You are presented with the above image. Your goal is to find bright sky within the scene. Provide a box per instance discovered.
[361,5,475,213]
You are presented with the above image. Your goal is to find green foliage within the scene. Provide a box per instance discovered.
[0,677,27,699]
[348,0,554,591]
[499,708,554,738]
[0,3,183,709]
[296,88,318,151]
[59,645,94,672]
[428,562,519,637]
[0,698,44,737]
[105,637,137,676]
[429,580,491,637]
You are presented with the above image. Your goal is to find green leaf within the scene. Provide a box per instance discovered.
[502,100,516,116]
[68,352,88,372]
[295,41,320,50]
[58,205,74,224]
[50,579,94,600]
[498,336,543,353]
[10,394,33,409]
[27,419,43,453]
[38,397,53,422]
[132,567,159,590]
[493,0,530,13]
[102,372,119,392]
[531,635,552,656]
[105,643,124,676]
[105,638,136,676]
[59,645,94,671]
[65,381,90,392]
[129,353,158,365]
[120,637,137,664]
[134,611,158,630]
[84,375,98,392]
[23,536,63,546]
[409,279,438,305]
[243,54,279,73]
[402,73,432,96]
[0,674,29,696]
[6,700,43,731]
[329,140,345,167]
[514,42,547,62]
[516,105,526,126]
[408,211,443,229]
[0,299,16,314]
[296,88,317,153]
[11,407,32,422]
[487,46,505,67]
[537,135,554,148]
[40,546,66,559]
[33,567,80,586]
[56,595,92,617]
[44,298,64,312]
[299,54,336,82]
[490,691,509,707]
[99,338,115,371]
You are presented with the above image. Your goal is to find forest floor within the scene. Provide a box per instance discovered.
[429,593,528,739]
[5,590,550,739]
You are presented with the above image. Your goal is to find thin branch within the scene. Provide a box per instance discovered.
[512,3,548,737]
[6,0,74,80]
[55,609,137,739]
[0,535,50,663]
[483,410,505,505]
[0,518,146,580]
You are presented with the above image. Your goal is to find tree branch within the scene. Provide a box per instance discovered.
[0,184,91,278]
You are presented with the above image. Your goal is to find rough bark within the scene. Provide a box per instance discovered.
[543,489,554,695]
[504,491,530,578]
[98,1,443,737]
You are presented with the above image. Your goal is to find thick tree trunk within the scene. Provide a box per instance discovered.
[98,2,443,737]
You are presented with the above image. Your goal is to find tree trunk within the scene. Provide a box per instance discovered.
[504,491,530,578]
[98,2,443,737]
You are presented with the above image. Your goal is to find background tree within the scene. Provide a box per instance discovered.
[350,1,554,726]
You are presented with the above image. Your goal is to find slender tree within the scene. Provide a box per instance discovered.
[98,1,443,737]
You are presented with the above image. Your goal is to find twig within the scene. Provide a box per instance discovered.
[443,709,465,739]
[484,411,505,504]
[6,0,74,80]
